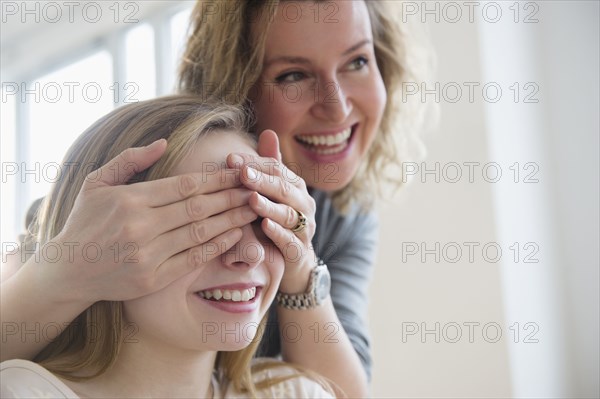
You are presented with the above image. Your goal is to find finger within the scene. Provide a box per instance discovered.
[240,166,306,207]
[150,205,258,259]
[156,228,243,284]
[258,129,282,162]
[226,152,283,177]
[83,139,167,190]
[231,157,303,193]
[158,188,253,232]
[134,168,242,207]
[262,218,316,294]
[250,192,299,231]
[261,218,304,265]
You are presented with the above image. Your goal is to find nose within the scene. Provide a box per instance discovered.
[310,77,353,124]
[221,224,265,270]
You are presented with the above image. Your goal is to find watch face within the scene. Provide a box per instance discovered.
[315,268,331,302]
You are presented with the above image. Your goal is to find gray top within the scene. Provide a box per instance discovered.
[257,189,378,380]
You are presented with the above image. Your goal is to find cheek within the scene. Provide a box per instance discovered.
[254,102,301,164]
[272,252,285,282]
[269,243,285,273]
[254,88,303,135]
[364,74,387,126]
[122,274,195,328]
[123,294,170,332]
[263,250,285,301]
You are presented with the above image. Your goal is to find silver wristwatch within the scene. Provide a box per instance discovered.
[276,259,331,310]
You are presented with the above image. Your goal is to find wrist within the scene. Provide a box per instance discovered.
[277,258,331,310]
[25,240,95,306]
[278,257,316,294]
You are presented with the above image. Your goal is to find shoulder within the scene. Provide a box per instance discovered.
[250,359,335,399]
[0,359,79,399]
[221,358,335,398]
[310,188,379,242]
[311,188,377,221]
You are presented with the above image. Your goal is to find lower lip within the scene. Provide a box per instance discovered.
[194,289,261,314]
[296,124,358,163]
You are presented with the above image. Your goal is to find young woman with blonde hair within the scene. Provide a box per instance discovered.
[1,96,334,398]
[2,1,429,397]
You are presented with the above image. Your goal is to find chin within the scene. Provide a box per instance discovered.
[309,180,349,192]
[199,320,261,351]
[219,340,256,352]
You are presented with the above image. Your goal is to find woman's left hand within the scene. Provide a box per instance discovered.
[226,130,317,293]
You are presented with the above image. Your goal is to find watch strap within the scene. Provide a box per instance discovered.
[276,292,316,310]
[276,259,326,310]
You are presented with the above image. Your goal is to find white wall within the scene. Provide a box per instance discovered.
[480,2,599,397]
[370,4,512,396]
[370,1,599,397]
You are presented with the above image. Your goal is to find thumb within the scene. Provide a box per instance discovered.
[83,139,167,189]
[257,130,282,162]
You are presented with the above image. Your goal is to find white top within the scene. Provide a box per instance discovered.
[1,359,79,398]
[1,359,334,398]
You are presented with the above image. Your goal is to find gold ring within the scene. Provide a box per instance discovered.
[291,209,307,233]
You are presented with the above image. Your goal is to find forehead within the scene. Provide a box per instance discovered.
[170,130,257,176]
[263,0,371,58]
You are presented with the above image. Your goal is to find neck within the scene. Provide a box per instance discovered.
[64,337,217,398]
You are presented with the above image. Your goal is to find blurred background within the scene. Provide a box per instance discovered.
[1,1,598,397]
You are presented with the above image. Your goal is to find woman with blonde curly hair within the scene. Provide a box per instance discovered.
[2,1,429,397]
[179,1,427,395]
[1,96,334,398]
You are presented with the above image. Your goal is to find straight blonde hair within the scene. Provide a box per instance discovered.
[179,0,432,213]
[30,95,334,397]
[29,96,253,390]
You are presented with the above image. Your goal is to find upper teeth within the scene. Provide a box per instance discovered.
[296,127,351,146]
[198,287,257,302]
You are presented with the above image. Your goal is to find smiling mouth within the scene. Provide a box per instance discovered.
[294,125,356,155]
[196,287,258,303]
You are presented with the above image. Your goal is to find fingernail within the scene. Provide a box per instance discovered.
[246,166,258,181]
[230,154,243,167]
[256,194,267,209]
[266,219,274,231]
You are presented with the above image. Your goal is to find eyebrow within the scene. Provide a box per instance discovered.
[264,39,372,68]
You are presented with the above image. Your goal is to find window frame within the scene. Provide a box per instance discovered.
[1,2,192,245]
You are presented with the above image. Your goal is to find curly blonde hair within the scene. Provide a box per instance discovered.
[179,0,433,213]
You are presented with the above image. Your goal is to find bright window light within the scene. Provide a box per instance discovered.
[27,50,114,207]
[1,87,17,243]
[125,23,157,101]
[170,8,193,91]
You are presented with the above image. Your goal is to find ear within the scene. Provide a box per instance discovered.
[257,129,282,162]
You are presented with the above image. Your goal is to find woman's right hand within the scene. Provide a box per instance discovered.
[43,139,257,303]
